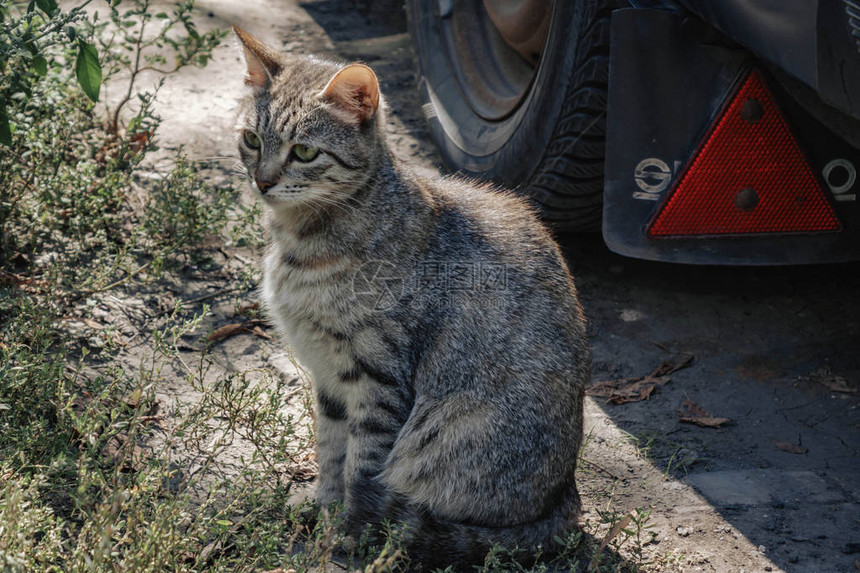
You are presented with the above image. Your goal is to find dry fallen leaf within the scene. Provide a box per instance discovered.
[773,440,808,455]
[680,415,731,428]
[823,377,857,393]
[587,377,636,397]
[207,319,270,344]
[819,374,857,394]
[803,366,858,394]
[588,355,693,405]
[207,322,249,343]
[651,353,694,377]
[587,375,670,404]
[250,325,272,340]
[128,129,154,154]
[677,399,731,428]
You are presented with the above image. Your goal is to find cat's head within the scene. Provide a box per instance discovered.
[233,28,385,210]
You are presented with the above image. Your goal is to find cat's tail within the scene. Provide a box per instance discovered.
[385,486,581,572]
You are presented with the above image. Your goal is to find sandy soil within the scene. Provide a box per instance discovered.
[123,1,860,571]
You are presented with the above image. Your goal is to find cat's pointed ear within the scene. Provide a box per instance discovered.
[233,27,282,90]
[321,64,380,126]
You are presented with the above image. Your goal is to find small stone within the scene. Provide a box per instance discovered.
[676,525,693,537]
[619,309,646,322]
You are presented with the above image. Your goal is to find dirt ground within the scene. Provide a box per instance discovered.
[132,0,860,571]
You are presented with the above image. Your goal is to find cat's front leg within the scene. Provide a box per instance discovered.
[314,389,349,506]
[342,386,406,535]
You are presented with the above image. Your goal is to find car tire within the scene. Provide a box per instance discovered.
[407,0,624,231]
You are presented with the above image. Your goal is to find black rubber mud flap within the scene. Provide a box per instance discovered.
[603,8,860,265]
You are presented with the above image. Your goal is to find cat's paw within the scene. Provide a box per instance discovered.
[312,481,345,507]
[340,534,357,553]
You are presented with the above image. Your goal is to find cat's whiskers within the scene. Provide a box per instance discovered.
[191,155,240,163]
[232,163,250,178]
[335,171,390,189]
[308,192,362,218]
[268,197,328,232]
[297,194,333,229]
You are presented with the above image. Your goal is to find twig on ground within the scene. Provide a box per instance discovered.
[153,285,240,318]
[582,458,623,482]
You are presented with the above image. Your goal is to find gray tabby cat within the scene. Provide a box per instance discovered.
[233,27,589,570]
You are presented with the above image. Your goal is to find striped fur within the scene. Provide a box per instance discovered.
[234,29,589,571]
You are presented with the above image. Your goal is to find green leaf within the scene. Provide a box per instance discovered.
[215,519,233,527]
[75,40,102,102]
[184,21,200,40]
[35,0,58,16]
[0,102,11,146]
[155,12,168,18]
[32,55,48,76]
[22,30,38,56]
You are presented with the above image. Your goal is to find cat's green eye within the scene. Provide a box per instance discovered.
[243,130,261,149]
[292,144,320,162]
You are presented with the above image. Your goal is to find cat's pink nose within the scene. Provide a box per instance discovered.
[255,177,278,193]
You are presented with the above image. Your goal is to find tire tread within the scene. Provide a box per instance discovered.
[524,0,624,231]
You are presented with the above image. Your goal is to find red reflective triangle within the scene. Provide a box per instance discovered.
[648,70,841,238]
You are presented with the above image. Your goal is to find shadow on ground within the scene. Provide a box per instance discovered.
[562,233,860,573]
